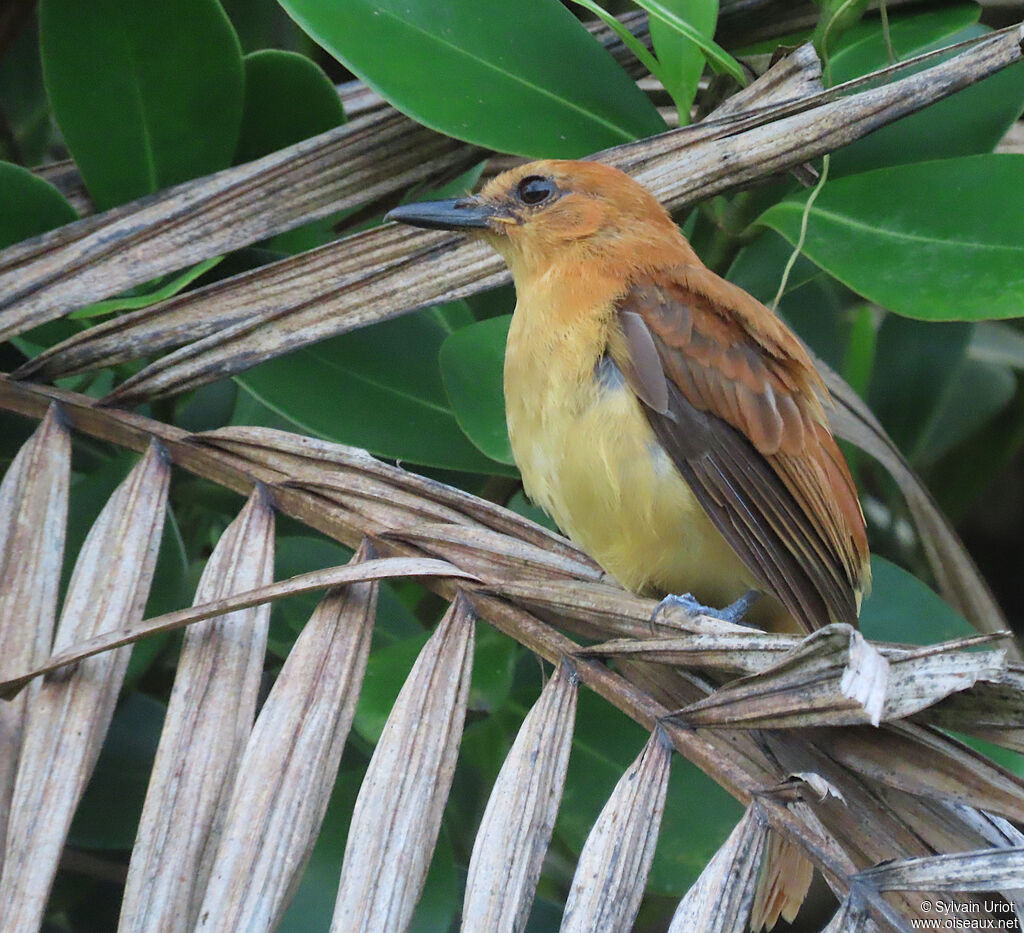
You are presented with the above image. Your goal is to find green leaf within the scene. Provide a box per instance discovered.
[468,627,519,713]
[409,827,458,933]
[0,161,77,249]
[970,321,1024,372]
[237,305,515,474]
[235,49,345,164]
[278,768,458,933]
[68,693,166,849]
[353,621,514,746]
[814,0,872,56]
[759,155,1024,321]
[439,314,515,465]
[648,0,718,123]
[841,304,877,400]
[555,689,742,896]
[867,316,973,460]
[277,0,665,158]
[39,0,245,209]
[0,22,54,165]
[566,0,669,98]
[827,14,1024,175]
[728,227,831,309]
[859,555,975,645]
[127,506,189,686]
[68,257,224,319]
[353,632,430,745]
[827,5,980,83]
[916,358,1015,467]
[276,766,359,933]
[632,0,744,86]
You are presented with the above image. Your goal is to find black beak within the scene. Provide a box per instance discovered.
[386,197,497,231]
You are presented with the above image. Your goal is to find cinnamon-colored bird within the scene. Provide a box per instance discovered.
[388,160,870,632]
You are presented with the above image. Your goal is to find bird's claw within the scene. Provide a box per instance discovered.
[652,589,762,627]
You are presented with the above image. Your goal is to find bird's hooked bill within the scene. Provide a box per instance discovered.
[386,197,497,231]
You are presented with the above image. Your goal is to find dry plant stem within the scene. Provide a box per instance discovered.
[0,555,472,697]
[3,390,1021,924]
[0,377,953,932]
[331,594,474,932]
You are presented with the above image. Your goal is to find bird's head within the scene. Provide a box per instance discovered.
[386,160,686,279]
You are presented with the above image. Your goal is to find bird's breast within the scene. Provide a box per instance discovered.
[503,300,756,603]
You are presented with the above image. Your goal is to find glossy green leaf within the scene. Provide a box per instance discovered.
[566,0,669,97]
[0,161,77,249]
[555,689,742,895]
[632,0,743,85]
[235,49,345,164]
[760,155,1024,321]
[960,736,1024,781]
[221,0,307,54]
[728,228,834,311]
[827,12,1024,175]
[648,0,718,123]
[237,305,515,474]
[39,0,244,209]
[814,0,872,56]
[439,314,515,465]
[859,555,975,645]
[68,693,166,849]
[277,0,665,158]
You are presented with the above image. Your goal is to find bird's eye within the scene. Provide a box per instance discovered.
[517,176,556,206]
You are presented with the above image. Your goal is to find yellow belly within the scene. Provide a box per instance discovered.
[506,353,766,613]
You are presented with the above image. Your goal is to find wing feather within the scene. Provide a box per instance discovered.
[613,268,870,631]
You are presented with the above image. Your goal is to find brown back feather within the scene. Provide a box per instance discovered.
[613,267,870,630]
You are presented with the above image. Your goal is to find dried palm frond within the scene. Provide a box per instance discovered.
[119,488,275,933]
[0,441,169,931]
[2,376,1024,931]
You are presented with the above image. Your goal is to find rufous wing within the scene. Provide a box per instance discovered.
[611,267,870,632]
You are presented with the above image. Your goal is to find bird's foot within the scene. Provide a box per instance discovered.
[653,590,762,627]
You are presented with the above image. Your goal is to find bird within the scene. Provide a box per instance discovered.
[387,159,870,633]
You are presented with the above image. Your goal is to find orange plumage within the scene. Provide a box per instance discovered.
[389,160,870,633]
